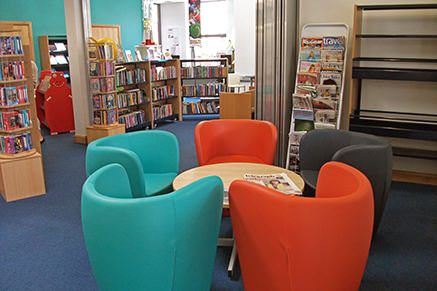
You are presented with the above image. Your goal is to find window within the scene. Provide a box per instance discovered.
[193,0,230,58]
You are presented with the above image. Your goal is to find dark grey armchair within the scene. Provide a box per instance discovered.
[299,129,393,238]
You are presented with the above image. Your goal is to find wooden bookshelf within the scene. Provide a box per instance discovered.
[0,27,46,201]
[86,40,125,143]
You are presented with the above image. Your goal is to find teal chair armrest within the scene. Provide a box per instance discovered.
[86,145,146,198]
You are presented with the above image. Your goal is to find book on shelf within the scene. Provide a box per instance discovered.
[243,173,302,196]
[93,109,117,125]
[92,93,116,109]
[125,50,134,62]
[321,62,343,72]
[0,132,33,154]
[115,44,126,63]
[90,77,114,93]
[53,42,67,52]
[0,61,25,81]
[0,36,23,55]
[89,61,114,77]
[54,55,68,64]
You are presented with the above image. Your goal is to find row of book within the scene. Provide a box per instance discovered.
[0,85,29,106]
[90,77,115,93]
[0,36,23,55]
[152,104,173,120]
[180,65,226,79]
[119,110,147,129]
[93,109,117,125]
[92,93,115,109]
[151,65,176,81]
[151,85,175,101]
[89,44,114,61]
[0,61,25,81]
[117,89,147,109]
[115,67,147,86]
[0,132,33,155]
[182,101,219,115]
[181,82,226,97]
[0,109,32,131]
[89,61,114,77]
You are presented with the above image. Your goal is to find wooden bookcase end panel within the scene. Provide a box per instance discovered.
[0,152,46,202]
[86,123,125,144]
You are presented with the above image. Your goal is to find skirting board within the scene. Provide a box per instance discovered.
[392,170,437,186]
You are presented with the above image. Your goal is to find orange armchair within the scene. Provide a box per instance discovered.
[229,161,374,291]
[194,119,277,166]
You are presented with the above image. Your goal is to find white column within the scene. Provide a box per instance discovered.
[64,0,92,143]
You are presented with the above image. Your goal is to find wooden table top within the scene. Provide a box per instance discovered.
[173,162,305,207]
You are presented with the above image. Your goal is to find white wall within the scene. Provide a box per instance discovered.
[160,2,190,59]
[158,0,256,76]
[234,0,256,76]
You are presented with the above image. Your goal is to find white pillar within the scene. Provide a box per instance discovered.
[64,0,92,143]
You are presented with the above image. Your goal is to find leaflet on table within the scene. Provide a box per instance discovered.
[243,173,302,196]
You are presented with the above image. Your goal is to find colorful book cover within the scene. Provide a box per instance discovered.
[5,87,19,106]
[90,78,100,93]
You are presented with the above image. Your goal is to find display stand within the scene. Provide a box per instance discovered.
[36,71,75,135]
[286,23,348,171]
[0,27,46,201]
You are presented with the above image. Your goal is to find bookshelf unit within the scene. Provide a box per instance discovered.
[348,4,437,176]
[180,58,228,115]
[115,60,151,131]
[150,59,182,128]
[0,28,46,201]
[38,35,71,84]
[86,41,125,144]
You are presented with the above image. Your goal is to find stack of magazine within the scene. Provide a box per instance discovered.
[295,36,345,130]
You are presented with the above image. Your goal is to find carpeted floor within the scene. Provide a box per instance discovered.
[0,115,436,290]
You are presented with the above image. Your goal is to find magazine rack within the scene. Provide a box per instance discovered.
[286,23,349,171]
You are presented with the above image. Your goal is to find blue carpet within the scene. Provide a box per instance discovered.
[1,116,436,290]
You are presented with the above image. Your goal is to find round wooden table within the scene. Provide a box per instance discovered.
[173,162,305,208]
[173,162,305,277]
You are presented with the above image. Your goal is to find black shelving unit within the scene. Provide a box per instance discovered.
[349,4,437,161]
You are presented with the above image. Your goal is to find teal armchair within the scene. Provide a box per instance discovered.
[82,163,224,291]
[86,130,179,197]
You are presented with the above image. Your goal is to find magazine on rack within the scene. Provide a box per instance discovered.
[243,173,302,196]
